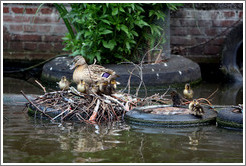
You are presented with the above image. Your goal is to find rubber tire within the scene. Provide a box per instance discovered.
[217,107,243,129]
[125,105,217,127]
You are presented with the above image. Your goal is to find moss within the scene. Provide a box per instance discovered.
[216,118,243,129]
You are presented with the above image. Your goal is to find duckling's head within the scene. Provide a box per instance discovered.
[110,79,120,89]
[61,76,67,82]
[79,80,86,85]
[70,56,87,70]
[185,83,191,90]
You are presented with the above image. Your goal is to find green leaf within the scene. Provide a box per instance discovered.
[100,29,113,35]
[102,40,116,50]
[135,20,149,28]
[112,8,118,16]
[125,41,130,50]
[120,24,128,34]
[95,52,101,62]
[101,19,111,25]
[119,7,125,12]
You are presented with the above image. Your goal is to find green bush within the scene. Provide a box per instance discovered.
[54,3,182,64]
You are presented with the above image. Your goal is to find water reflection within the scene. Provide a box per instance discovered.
[2,77,244,163]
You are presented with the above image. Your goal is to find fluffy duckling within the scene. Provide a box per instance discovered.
[170,90,182,107]
[189,99,204,117]
[88,82,100,95]
[110,79,120,93]
[77,80,89,93]
[183,83,194,99]
[70,56,118,84]
[58,76,70,90]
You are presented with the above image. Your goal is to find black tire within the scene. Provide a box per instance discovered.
[124,105,217,127]
[216,107,243,129]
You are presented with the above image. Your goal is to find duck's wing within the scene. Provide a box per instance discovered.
[88,64,116,75]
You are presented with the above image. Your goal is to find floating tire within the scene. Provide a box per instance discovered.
[216,107,243,129]
[125,105,217,127]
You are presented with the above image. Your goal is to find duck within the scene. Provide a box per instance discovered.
[189,99,204,117]
[77,80,89,93]
[70,56,119,84]
[58,76,70,90]
[183,83,194,99]
[170,90,182,107]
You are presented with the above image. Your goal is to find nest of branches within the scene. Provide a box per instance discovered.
[21,85,173,124]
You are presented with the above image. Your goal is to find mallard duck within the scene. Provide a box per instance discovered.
[58,76,70,90]
[70,56,119,84]
[77,80,89,93]
[183,83,194,99]
[189,99,204,117]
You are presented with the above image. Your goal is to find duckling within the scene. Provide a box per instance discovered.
[183,83,194,99]
[97,80,110,95]
[70,56,119,84]
[77,80,89,93]
[88,82,99,95]
[170,90,182,107]
[110,79,120,94]
[189,99,204,117]
[58,76,70,90]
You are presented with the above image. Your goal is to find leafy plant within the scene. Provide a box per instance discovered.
[54,3,182,64]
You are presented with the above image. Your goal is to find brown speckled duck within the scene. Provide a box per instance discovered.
[70,56,118,84]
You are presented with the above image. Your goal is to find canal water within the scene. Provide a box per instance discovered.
[2,77,244,163]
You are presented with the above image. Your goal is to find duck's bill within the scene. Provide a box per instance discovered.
[70,64,76,70]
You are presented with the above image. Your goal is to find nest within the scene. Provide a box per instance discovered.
[22,88,172,124]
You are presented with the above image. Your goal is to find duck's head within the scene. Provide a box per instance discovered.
[79,80,86,85]
[110,79,120,89]
[61,76,67,82]
[70,56,87,70]
[185,83,191,90]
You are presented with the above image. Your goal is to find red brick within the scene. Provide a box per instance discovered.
[9,25,23,32]
[12,7,24,14]
[171,36,196,46]
[12,34,42,41]
[25,8,38,14]
[187,27,203,35]
[224,11,235,18]
[205,28,226,36]
[3,7,9,13]
[239,11,243,18]
[204,45,221,55]
[33,16,59,24]
[38,43,54,52]
[41,8,53,14]
[3,34,11,42]
[170,27,187,36]
[38,25,51,33]
[3,41,9,50]
[210,37,225,46]
[212,20,236,27]
[187,45,204,55]
[170,19,181,27]
[4,15,31,23]
[43,36,63,42]
[180,20,196,27]
[9,42,24,51]
[24,42,37,51]
[53,42,64,52]
[53,25,68,34]
[23,25,38,32]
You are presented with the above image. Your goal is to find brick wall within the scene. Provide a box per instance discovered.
[170,4,243,63]
[3,3,67,61]
[3,3,243,64]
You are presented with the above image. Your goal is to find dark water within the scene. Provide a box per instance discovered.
[3,77,244,163]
